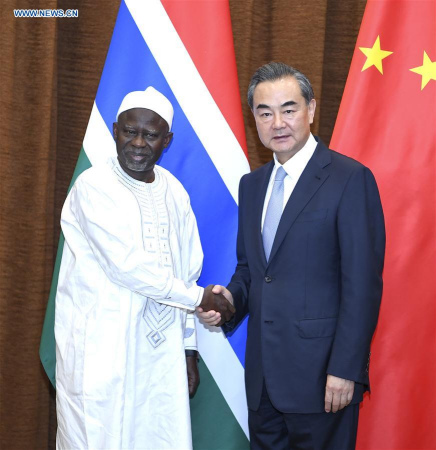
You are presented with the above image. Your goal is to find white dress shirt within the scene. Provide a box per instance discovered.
[261,133,317,230]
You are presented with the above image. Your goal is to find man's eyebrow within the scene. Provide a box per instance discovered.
[255,100,297,110]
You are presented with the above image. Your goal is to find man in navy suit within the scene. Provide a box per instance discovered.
[198,62,385,449]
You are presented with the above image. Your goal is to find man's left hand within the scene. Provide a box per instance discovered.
[186,355,200,398]
[324,375,354,413]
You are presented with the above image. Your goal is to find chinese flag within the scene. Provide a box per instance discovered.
[330,1,436,449]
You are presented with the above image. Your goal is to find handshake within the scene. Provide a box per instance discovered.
[197,285,235,327]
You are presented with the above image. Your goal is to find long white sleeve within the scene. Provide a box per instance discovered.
[61,169,203,311]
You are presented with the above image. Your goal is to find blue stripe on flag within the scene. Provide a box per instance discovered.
[94,0,247,366]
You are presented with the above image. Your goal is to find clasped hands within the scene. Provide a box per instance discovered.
[197,285,235,326]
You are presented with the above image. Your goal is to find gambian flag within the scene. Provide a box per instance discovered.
[330,0,435,448]
[39,1,251,448]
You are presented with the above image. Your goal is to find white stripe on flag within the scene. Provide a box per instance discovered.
[125,0,250,204]
[195,318,249,438]
[83,102,117,166]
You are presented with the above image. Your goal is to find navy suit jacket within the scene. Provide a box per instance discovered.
[224,138,385,414]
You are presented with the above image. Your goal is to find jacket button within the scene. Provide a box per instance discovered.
[264,276,272,283]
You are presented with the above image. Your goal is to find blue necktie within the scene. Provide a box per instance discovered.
[263,166,287,261]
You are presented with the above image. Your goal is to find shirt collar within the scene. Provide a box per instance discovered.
[273,133,317,179]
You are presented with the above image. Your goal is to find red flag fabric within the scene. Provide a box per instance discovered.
[330,1,436,449]
[161,0,248,156]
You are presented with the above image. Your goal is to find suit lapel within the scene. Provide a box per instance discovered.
[267,140,331,265]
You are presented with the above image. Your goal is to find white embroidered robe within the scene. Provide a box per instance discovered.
[55,159,204,450]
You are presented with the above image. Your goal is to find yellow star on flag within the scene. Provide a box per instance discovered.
[410,51,436,90]
[359,36,393,74]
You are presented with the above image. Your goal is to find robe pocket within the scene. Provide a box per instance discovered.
[295,209,328,222]
[298,317,337,338]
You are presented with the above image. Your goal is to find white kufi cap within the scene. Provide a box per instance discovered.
[116,86,174,130]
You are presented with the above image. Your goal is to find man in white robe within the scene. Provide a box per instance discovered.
[55,87,234,450]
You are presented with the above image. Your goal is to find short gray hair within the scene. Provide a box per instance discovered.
[247,62,314,109]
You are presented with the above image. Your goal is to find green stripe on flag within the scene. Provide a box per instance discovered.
[68,147,92,191]
[39,148,92,387]
[191,359,249,450]
[39,233,63,388]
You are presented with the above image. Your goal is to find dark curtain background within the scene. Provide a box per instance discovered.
[0,1,365,448]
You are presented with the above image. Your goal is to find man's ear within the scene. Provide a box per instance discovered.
[308,99,316,125]
[113,122,118,141]
[164,132,173,148]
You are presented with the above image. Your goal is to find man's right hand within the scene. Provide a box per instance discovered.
[197,285,235,326]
